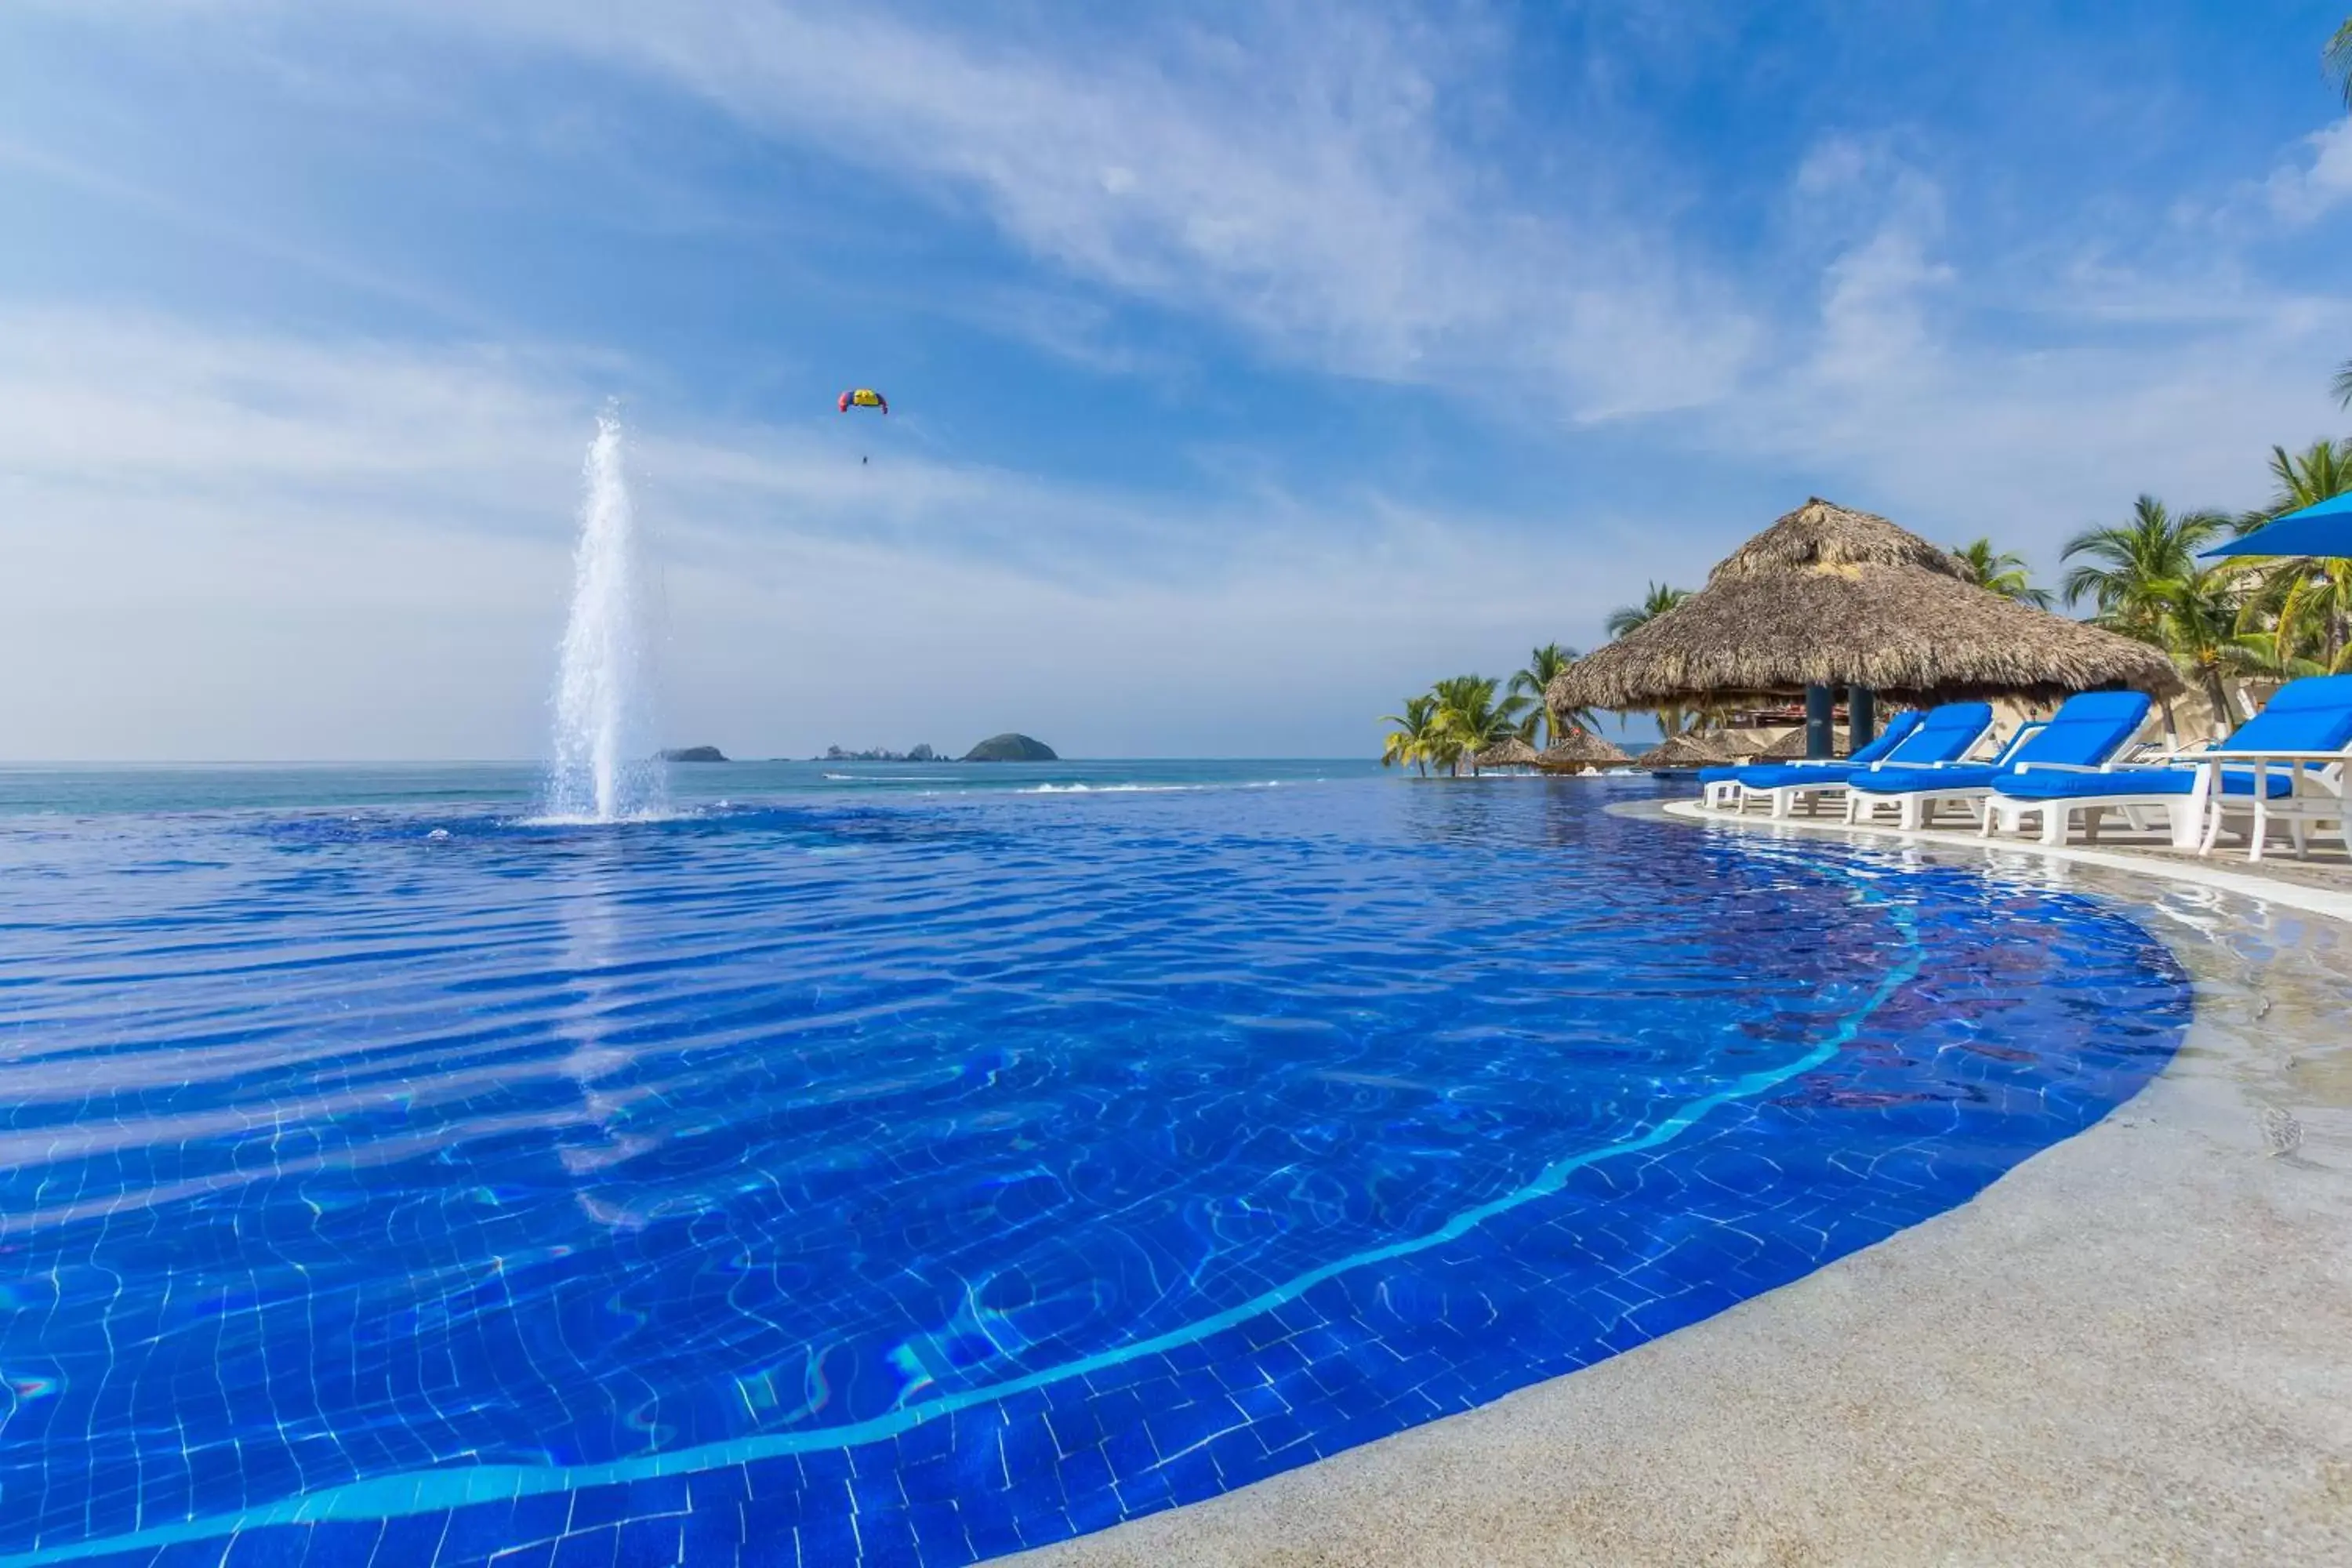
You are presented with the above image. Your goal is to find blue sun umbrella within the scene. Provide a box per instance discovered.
[2203,491,2352,559]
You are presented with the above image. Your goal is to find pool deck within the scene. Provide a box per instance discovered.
[1673,793,2352,902]
[1014,799,2352,1566]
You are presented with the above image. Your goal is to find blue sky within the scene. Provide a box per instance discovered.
[4,1,2350,760]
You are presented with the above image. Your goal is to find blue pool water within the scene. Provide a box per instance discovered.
[0,764,2190,1566]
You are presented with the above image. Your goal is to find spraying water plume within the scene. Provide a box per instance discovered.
[542,411,666,822]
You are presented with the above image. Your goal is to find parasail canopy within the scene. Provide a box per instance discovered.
[837,388,888,415]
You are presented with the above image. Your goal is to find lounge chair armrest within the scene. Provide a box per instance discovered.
[2198,750,2352,763]
[1988,724,2047,766]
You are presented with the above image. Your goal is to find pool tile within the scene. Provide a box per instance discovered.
[0,793,2202,1568]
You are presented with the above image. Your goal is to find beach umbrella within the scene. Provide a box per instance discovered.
[1551,499,2183,717]
[1534,731,1632,771]
[1632,732,1735,771]
[2201,492,2352,560]
[1472,736,1544,770]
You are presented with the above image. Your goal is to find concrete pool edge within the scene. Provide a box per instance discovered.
[1012,798,2352,1566]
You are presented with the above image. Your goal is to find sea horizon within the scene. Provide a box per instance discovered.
[0,757,1412,818]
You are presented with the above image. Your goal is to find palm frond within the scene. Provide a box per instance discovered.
[1605,583,1690,641]
[1950,535,2055,607]
[2058,560,2116,610]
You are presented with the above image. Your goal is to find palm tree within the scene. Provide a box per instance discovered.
[2063,498,2236,738]
[2156,568,2263,732]
[2335,358,2352,411]
[2275,570,2352,675]
[2230,626,2325,684]
[2060,495,2232,643]
[1380,695,1440,776]
[1605,582,1691,639]
[1604,584,1695,738]
[1950,538,2056,608]
[2258,437,2352,521]
[2234,440,2352,671]
[1429,674,1530,775]
[1506,643,1595,746]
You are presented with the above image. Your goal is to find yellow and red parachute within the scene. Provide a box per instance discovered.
[837,387,888,415]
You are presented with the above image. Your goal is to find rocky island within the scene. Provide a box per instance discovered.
[818,744,938,762]
[659,746,728,763]
[962,733,1058,762]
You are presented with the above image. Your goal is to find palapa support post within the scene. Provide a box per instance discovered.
[1846,686,1876,753]
[1805,684,1835,760]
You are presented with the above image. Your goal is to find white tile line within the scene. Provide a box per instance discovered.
[1656,800,2352,926]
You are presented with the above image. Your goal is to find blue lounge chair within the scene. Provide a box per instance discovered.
[1725,702,1996,819]
[1989,675,2352,856]
[1698,712,1922,810]
[1846,691,2153,832]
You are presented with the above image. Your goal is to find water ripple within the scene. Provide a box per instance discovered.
[0,778,2190,1563]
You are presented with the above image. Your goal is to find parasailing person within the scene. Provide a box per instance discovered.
[837,387,887,465]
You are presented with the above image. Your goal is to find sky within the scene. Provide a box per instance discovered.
[4,0,2350,761]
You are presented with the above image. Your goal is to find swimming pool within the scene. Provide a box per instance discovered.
[0,770,2190,1566]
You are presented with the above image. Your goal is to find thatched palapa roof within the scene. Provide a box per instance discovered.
[1757,725,1853,760]
[1472,735,1543,769]
[1633,732,1735,771]
[1549,499,2183,713]
[1535,731,1632,769]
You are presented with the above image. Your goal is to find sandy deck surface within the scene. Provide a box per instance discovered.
[1014,813,2352,1566]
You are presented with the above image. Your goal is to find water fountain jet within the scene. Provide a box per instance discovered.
[542,411,665,822]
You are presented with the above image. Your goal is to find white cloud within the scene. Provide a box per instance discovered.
[1780,136,1957,385]
[0,136,496,329]
[0,309,1634,760]
[1810,224,1954,387]
[0,308,588,510]
[1712,280,2352,572]
[10,6,2352,763]
[390,0,1755,419]
[2264,116,2352,225]
[1683,134,2352,577]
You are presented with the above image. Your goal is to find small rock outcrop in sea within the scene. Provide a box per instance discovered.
[821,744,938,762]
[962,734,1058,762]
[659,746,728,763]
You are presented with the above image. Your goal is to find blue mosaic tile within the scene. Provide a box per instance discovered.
[0,784,2196,1566]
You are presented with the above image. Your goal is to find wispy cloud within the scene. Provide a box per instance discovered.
[2263,116,2352,224]
[398,0,1756,419]
[0,308,1639,759]
[0,136,496,329]
[9,3,2352,758]
[1784,136,1957,390]
[1704,142,2351,564]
